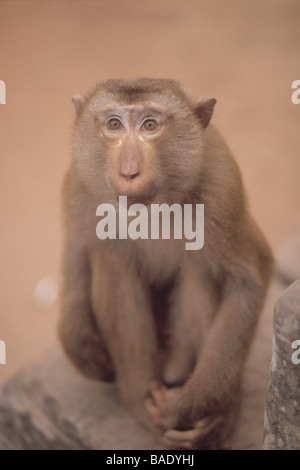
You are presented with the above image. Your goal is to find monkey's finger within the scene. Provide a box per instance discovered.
[163,416,223,449]
[162,432,194,450]
[150,379,167,394]
[145,398,171,430]
[163,431,229,450]
[164,428,200,442]
[145,398,163,421]
[150,381,168,407]
[194,414,223,430]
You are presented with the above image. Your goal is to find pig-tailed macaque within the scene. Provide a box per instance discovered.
[59,78,273,449]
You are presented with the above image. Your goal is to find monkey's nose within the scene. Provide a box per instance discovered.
[120,160,140,180]
[119,145,141,181]
[120,171,140,181]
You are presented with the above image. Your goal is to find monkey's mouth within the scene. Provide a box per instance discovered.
[115,189,157,206]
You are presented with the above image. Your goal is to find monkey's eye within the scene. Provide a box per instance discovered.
[107,118,123,130]
[141,119,159,132]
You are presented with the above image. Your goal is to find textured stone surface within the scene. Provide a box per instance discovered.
[0,348,157,450]
[0,279,286,450]
[263,280,300,450]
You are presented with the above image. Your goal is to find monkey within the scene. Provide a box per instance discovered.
[58,78,274,450]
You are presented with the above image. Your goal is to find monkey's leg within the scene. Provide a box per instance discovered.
[160,262,217,387]
[58,238,114,382]
[91,251,161,432]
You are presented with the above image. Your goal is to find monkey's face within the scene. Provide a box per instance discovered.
[96,102,171,205]
[73,79,215,206]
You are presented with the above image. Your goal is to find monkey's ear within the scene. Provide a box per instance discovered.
[194,97,217,128]
[72,95,85,116]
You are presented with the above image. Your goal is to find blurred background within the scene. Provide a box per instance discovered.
[0,0,300,385]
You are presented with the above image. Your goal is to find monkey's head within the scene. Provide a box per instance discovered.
[72,78,216,206]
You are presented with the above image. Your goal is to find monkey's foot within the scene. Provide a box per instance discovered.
[162,416,228,450]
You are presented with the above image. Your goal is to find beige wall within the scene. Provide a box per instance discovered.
[0,0,300,384]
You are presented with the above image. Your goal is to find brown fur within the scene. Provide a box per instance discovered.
[58,78,273,449]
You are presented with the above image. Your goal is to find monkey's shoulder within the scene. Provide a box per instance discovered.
[62,163,98,235]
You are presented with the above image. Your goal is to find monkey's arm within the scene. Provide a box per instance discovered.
[181,272,265,414]
[148,275,265,448]
[177,218,274,423]
[147,237,273,448]
[58,237,114,382]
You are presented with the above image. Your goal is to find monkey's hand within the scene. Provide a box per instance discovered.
[145,380,181,430]
[162,417,229,450]
[145,381,228,450]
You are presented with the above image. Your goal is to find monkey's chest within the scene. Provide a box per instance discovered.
[134,238,184,284]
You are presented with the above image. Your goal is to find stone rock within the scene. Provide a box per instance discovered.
[263,279,300,450]
[0,348,157,450]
